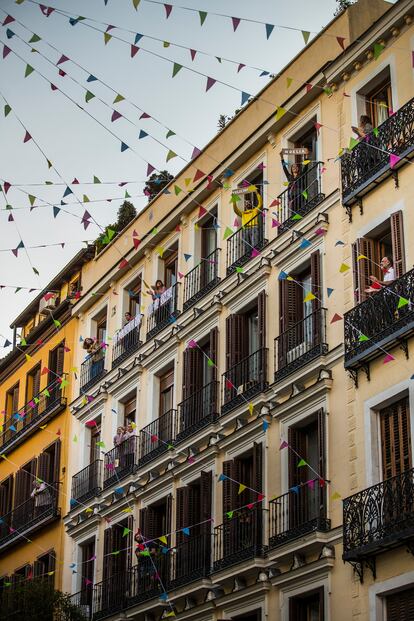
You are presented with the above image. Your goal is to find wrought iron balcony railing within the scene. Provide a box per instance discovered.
[268,485,330,549]
[69,589,92,620]
[169,532,211,589]
[0,486,59,552]
[103,436,139,488]
[0,380,66,456]
[183,248,221,311]
[341,96,414,207]
[213,507,264,571]
[177,381,219,443]
[71,460,102,505]
[80,344,106,394]
[112,315,142,368]
[222,348,268,414]
[274,308,328,382]
[226,213,267,275]
[276,162,325,234]
[146,283,180,340]
[139,409,176,466]
[343,467,414,563]
[344,269,414,368]
[92,571,129,621]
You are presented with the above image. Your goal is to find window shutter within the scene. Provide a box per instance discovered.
[33,367,41,399]
[209,327,218,382]
[310,250,321,311]
[288,427,308,488]
[253,442,263,500]
[279,280,300,333]
[15,459,37,506]
[386,588,414,621]
[0,475,13,515]
[37,452,51,486]
[200,471,212,534]
[390,210,405,278]
[182,348,203,401]
[317,409,327,517]
[226,314,248,370]
[33,560,43,578]
[257,291,267,350]
[175,486,189,546]
[352,238,379,303]
[52,440,61,486]
[225,316,232,370]
[56,344,65,378]
[12,385,19,414]
[222,459,235,514]
[126,515,134,568]
[102,527,113,582]
[165,494,172,543]
[380,397,412,480]
[139,507,149,539]
[48,551,56,581]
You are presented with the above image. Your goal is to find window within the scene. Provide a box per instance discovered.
[164,246,178,288]
[176,472,212,542]
[380,396,412,481]
[34,551,55,581]
[352,211,405,304]
[26,365,41,402]
[48,343,65,399]
[0,475,13,517]
[182,329,218,401]
[89,418,102,463]
[14,458,37,507]
[127,276,141,318]
[140,496,172,545]
[123,397,136,426]
[358,67,393,128]
[222,444,262,512]
[385,587,414,621]
[5,383,19,418]
[200,207,218,259]
[12,564,32,587]
[237,171,264,212]
[225,292,266,371]
[233,612,261,621]
[102,517,134,582]
[289,588,324,621]
[159,369,174,416]
[96,316,107,344]
[38,440,61,487]
[80,539,95,604]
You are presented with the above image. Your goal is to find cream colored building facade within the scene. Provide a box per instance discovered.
[62,1,414,619]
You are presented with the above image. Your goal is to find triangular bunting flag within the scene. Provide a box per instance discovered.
[172,62,182,77]
[199,11,207,26]
[265,23,274,39]
[302,31,311,44]
[206,77,216,92]
[330,313,343,323]
[238,483,246,494]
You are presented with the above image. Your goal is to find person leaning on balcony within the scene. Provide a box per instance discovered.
[280,151,304,214]
[113,426,126,447]
[365,257,395,294]
[352,114,373,139]
[124,311,133,325]
[83,337,101,361]
[147,280,166,300]
[31,480,51,515]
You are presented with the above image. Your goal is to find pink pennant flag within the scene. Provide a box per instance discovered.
[251,248,260,258]
[305,83,313,93]
[58,69,66,77]
[193,169,206,183]
[307,479,316,490]
[390,154,401,168]
[187,339,197,349]
[280,440,288,449]
[85,579,93,586]
[147,163,155,176]
[257,493,265,502]
[3,15,15,26]
[206,174,214,188]
[131,45,139,58]
[225,379,233,390]
[23,131,32,143]
[383,353,395,364]
[314,122,323,134]
[150,434,158,442]
[257,163,266,170]
[330,313,343,323]
[247,502,254,509]
[198,206,207,218]
[72,178,79,184]
[164,4,172,18]
[206,77,216,92]
[3,45,11,59]
[269,199,281,207]
[190,49,197,61]
[140,112,151,119]
[118,258,129,269]
[178,271,184,279]
[237,63,245,73]
[272,218,281,228]
[188,456,196,464]
[106,25,115,32]
[3,182,11,194]
[232,17,241,31]
[40,4,54,16]
[50,83,58,91]
[241,179,250,187]
[191,146,201,159]
[57,54,69,65]
[336,36,346,50]
[111,110,122,122]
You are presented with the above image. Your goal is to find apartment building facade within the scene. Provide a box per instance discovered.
[0,247,94,612]
[1,0,412,619]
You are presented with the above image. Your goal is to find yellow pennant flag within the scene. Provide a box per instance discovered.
[248,403,254,416]
[159,535,167,545]
[286,77,293,88]
[275,106,286,122]
[331,491,341,501]
[156,246,164,258]
[238,483,247,495]
[286,276,295,281]
[339,263,350,273]
[122,507,133,513]
[357,254,368,261]
[184,178,191,187]
[85,507,93,513]
[39,425,47,429]
[302,159,311,165]
[25,354,32,362]
[303,291,316,303]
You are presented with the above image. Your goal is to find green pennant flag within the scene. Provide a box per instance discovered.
[373,43,384,60]
[151,227,158,235]
[28,195,36,206]
[297,459,307,467]
[43,389,50,397]
[166,150,177,162]
[93,176,101,183]
[132,0,140,8]
[302,190,308,200]
[111,550,120,556]
[230,194,241,204]
[4,104,11,117]
[349,136,359,150]
[324,87,333,96]
[29,34,41,43]
[199,11,207,26]
[223,226,233,240]
[140,550,150,557]
[20,337,27,346]
[34,397,39,404]
[163,41,170,47]
[292,214,303,221]
[172,63,183,78]
[122,527,131,537]
[25,64,34,78]
[174,185,182,195]
[124,191,131,199]
[398,296,409,309]
[33,267,40,276]
[358,334,369,342]
[302,31,310,44]
[107,228,116,241]
[207,358,214,367]
[85,91,95,103]
[83,195,89,202]
[113,93,124,103]
[166,130,175,139]
[53,319,61,328]
[104,32,112,45]
[373,127,379,137]
[226,511,234,519]
[236,267,244,273]
[96,441,105,448]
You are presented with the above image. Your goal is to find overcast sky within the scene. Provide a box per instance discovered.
[0,0,367,346]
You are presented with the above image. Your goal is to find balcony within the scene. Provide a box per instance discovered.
[177,381,219,443]
[80,344,106,394]
[226,213,267,275]
[89,535,210,619]
[183,248,221,311]
[341,96,414,208]
[344,269,414,370]
[274,308,327,382]
[146,283,180,341]
[70,589,92,620]
[222,348,268,414]
[276,162,325,234]
[138,409,176,466]
[268,486,330,549]
[0,381,66,456]
[343,468,414,574]
[213,507,264,571]
[71,460,102,505]
[103,436,139,488]
[112,315,142,368]
[0,487,59,553]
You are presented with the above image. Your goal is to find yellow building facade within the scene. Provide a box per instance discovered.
[1,0,413,619]
[0,247,94,601]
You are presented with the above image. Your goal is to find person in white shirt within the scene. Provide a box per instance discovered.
[365,256,395,294]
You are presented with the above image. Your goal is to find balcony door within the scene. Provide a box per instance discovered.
[48,343,65,400]
[25,365,41,424]
[102,517,133,610]
[164,250,178,289]
[80,539,95,608]
[366,76,393,128]
[385,588,414,621]
[139,496,172,588]
[289,587,324,621]
[288,410,326,530]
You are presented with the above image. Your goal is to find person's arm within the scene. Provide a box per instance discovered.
[281,158,292,182]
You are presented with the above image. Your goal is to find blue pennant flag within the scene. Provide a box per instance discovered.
[87,74,97,82]
[138,130,148,139]
[182,527,190,536]
[265,24,274,39]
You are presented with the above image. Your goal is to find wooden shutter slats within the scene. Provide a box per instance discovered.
[253,442,263,501]
[200,471,212,535]
[222,460,236,514]
[353,238,379,303]
[103,527,113,582]
[386,588,414,621]
[310,250,321,311]
[257,291,266,350]
[380,397,412,480]
[209,327,218,382]
[390,210,405,278]
[176,486,189,546]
